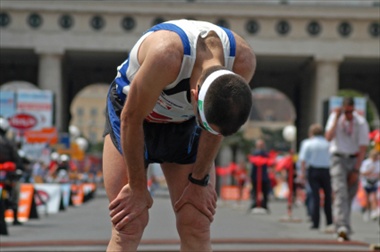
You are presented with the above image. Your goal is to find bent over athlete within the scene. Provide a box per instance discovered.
[102,19,256,251]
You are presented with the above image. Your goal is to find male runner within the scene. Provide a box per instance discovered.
[103,19,256,251]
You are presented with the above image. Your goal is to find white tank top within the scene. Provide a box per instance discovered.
[114,19,236,123]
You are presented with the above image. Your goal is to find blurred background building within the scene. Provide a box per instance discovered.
[1,0,379,148]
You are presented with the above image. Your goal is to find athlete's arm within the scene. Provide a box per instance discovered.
[108,31,183,230]
[174,34,256,221]
[190,33,256,180]
[121,31,183,190]
[178,32,256,191]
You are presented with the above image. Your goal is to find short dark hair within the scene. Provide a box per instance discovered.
[342,96,354,106]
[201,66,252,136]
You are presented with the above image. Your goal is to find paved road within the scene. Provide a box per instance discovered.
[1,188,379,251]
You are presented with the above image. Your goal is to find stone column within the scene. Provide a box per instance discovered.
[312,56,342,125]
[36,48,65,132]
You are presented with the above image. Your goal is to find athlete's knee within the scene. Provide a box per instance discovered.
[176,204,211,240]
[111,209,149,243]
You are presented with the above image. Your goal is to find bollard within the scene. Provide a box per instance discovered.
[256,163,262,208]
[287,162,294,218]
[279,155,301,223]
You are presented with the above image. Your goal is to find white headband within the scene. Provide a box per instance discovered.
[197,69,236,135]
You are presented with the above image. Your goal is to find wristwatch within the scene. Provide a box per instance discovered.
[188,173,210,187]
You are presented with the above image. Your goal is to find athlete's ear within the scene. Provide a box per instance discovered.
[191,87,199,102]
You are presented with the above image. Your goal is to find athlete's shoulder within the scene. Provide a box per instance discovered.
[232,32,256,82]
[139,30,184,65]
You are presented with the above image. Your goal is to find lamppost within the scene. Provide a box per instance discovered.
[69,125,80,139]
[75,137,89,152]
[282,125,296,152]
[280,125,301,222]
[68,125,88,160]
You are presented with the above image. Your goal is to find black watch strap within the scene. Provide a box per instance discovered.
[188,173,209,187]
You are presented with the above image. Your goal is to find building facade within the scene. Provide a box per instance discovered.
[1,0,379,143]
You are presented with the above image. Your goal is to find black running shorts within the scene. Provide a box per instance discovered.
[103,82,201,167]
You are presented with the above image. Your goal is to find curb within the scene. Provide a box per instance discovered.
[1,238,369,248]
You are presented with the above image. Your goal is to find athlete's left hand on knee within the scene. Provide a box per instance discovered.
[174,183,217,222]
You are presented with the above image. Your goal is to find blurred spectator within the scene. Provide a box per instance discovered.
[55,154,70,183]
[359,149,380,221]
[45,152,60,183]
[17,150,32,183]
[249,139,271,213]
[299,124,333,233]
[325,96,370,241]
[0,117,24,225]
[298,129,313,222]
[32,160,46,182]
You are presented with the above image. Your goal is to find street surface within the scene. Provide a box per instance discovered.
[1,188,379,252]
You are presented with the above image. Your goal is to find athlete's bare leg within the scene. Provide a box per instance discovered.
[161,162,216,252]
[102,135,149,251]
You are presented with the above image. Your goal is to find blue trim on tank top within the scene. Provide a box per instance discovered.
[147,23,191,56]
[107,92,122,154]
[115,59,130,100]
[219,27,236,57]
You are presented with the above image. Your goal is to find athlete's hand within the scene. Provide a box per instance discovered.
[108,184,153,231]
[174,182,217,222]
[347,170,359,186]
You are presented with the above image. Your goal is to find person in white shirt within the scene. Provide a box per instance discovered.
[325,96,370,241]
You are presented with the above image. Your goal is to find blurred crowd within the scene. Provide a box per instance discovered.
[223,97,380,242]
[0,117,103,228]
[1,96,379,242]
[146,97,380,243]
